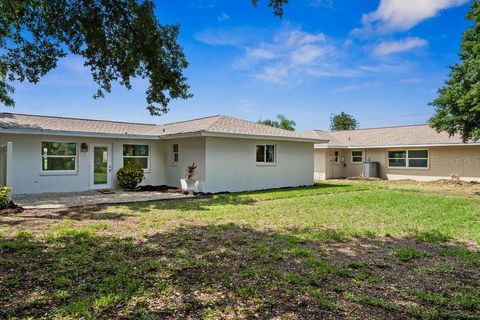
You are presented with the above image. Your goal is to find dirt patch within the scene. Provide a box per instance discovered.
[0,225,479,319]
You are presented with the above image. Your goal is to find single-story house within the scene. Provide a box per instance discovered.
[310,124,480,182]
[0,113,325,195]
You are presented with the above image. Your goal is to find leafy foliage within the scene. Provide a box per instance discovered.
[0,0,192,115]
[0,186,12,209]
[251,0,289,17]
[116,165,144,189]
[330,112,359,131]
[186,162,197,180]
[429,0,480,142]
[258,114,296,131]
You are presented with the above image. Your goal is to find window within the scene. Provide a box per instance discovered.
[123,144,149,170]
[256,144,275,163]
[388,150,429,169]
[41,141,77,172]
[333,151,340,163]
[172,144,179,163]
[351,150,363,163]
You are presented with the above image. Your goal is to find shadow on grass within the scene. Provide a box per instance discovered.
[0,206,136,228]
[121,183,365,213]
[1,224,479,319]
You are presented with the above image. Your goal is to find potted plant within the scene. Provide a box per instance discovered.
[181,163,197,192]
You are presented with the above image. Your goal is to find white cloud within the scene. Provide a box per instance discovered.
[372,37,428,56]
[217,13,229,22]
[197,25,413,85]
[353,0,468,35]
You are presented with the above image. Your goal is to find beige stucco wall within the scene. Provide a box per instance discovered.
[315,145,480,181]
[206,137,314,193]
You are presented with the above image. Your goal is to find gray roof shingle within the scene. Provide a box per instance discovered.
[312,124,477,148]
[0,113,323,142]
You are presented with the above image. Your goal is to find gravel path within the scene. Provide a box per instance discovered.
[13,189,192,209]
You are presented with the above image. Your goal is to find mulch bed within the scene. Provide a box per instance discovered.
[0,201,23,215]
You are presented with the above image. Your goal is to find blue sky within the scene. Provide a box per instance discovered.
[9,0,472,131]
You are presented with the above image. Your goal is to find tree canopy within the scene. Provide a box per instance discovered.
[429,0,480,142]
[258,114,296,131]
[0,0,289,115]
[330,112,359,131]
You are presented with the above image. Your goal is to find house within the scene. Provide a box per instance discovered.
[310,124,480,182]
[0,113,326,195]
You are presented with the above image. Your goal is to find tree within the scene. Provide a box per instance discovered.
[330,112,359,131]
[258,114,296,131]
[1,0,289,115]
[429,0,480,142]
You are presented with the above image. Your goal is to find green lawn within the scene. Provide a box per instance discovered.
[1,181,480,319]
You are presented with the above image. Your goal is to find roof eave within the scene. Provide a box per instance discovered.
[0,128,161,140]
[315,142,480,149]
[200,131,328,143]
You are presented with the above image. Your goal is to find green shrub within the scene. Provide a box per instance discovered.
[116,165,144,189]
[0,186,12,209]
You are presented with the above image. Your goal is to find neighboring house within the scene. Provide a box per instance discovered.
[0,113,325,195]
[310,124,480,182]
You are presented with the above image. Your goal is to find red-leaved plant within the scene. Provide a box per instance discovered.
[186,163,197,180]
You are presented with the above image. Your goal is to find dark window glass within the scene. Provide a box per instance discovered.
[266,145,275,163]
[389,158,407,167]
[388,151,406,159]
[256,145,265,162]
[408,150,428,158]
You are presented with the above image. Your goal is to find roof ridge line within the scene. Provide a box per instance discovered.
[204,115,226,131]
[316,123,429,133]
[162,114,222,126]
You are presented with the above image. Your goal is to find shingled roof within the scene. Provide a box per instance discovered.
[312,124,478,148]
[0,113,324,142]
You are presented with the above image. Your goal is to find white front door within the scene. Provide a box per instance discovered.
[90,144,112,189]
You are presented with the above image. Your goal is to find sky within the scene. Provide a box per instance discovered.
[8,0,473,131]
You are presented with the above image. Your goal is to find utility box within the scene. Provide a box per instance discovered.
[363,161,380,178]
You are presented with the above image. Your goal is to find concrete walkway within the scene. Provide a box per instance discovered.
[13,189,192,209]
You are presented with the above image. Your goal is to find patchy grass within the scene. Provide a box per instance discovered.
[0,180,480,319]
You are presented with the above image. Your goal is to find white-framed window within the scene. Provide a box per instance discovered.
[256,144,276,164]
[172,144,179,163]
[388,150,429,169]
[333,151,340,163]
[123,144,150,170]
[351,150,363,164]
[41,141,77,172]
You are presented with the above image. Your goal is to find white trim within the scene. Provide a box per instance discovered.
[387,149,429,170]
[122,143,151,172]
[40,141,78,174]
[315,143,480,149]
[351,150,363,164]
[256,144,277,165]
[159,131,326,143]
[90,143,113,189]
[0,128,328,143]
[0,128,160,140]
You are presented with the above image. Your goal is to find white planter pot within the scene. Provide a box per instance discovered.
[181,179,197,192]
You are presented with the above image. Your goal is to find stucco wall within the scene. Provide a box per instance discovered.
[1,134,166,194]
[205,137,314,193]
[315,145,480,181]
[164,137,206,188]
